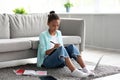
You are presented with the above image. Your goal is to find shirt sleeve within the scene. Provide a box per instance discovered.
[39,33,46,51]
[59,30,64,46]
[37,33,46,67]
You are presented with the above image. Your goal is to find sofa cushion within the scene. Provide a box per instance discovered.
[0,39,31,52]
[30,38,39,49]
[7,13,48,38]
[0,14,10,39]
[63,36,81,44]
[14,37,39,49]
[17,36,81,49]
[14,36,81,50]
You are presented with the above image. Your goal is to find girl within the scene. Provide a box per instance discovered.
[37,11,94,78]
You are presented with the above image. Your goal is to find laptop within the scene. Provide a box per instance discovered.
[93,55,104,71]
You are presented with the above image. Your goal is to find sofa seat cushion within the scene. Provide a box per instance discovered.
[14,37,39,49]
[16,36,81,49]
[62,36,81,44]
[28,37,39,49]
[0,39,31,52]
[14,36,81,50]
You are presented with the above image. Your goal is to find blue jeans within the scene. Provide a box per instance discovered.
[42,44,80,68]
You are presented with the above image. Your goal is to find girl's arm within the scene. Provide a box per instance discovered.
[45,47,56,55]
[46,43,60,55]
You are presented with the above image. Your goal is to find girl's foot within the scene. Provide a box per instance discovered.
[71,69,89,78]
[82,67,95,76]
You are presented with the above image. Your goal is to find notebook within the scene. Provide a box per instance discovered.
[13,69,47,76]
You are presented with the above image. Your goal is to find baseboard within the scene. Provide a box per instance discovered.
[85,45,120,52]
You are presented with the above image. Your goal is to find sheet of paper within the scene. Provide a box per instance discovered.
[13,69,47,76]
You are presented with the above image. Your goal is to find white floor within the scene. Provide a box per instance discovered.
[82,47,120,67]
[0,47,120,80]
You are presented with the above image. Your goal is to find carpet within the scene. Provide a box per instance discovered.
[0,60,120,80]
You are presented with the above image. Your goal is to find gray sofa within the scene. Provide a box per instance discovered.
[0,13,85,62]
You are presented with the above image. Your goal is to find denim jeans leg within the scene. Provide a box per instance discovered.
[65,44,80,61]
[43,46,68,68]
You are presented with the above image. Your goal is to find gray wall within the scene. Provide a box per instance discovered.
[58,13,120,51]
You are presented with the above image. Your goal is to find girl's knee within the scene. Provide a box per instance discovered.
[69,44,74,46]
[57,46,67,52]
[66,44,76,49]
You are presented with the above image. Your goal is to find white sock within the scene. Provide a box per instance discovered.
[71,69,89,78]
[82,67,95,76]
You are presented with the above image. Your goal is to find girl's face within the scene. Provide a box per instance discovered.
[48,19,60,32]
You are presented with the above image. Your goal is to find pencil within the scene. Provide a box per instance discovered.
[50,41,55,44]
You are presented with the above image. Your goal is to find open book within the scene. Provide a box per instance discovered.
[13,69,47,76]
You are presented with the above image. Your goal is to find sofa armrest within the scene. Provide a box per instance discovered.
[60,18,85,51]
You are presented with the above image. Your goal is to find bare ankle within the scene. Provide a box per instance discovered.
[65,57,76,72]
[70,68,76,72]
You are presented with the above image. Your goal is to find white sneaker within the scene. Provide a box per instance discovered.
[82,67,95,76]
[71,69,89,78]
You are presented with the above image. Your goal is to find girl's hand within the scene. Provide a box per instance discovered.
[54,43,60,49]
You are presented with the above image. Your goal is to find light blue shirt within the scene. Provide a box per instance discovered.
[37,29,63,67]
